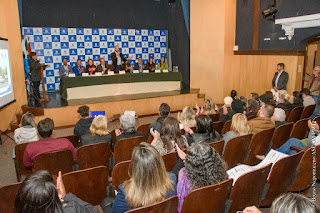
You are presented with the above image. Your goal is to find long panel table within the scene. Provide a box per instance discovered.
[60,72,182,100]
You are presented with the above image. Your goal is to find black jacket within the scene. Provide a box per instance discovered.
[146,117,166,140]
[272,71,289,90]
[110,52,127,68]
[62,193,99,213]
[185,131,222,146]
[276,102,295,110]
[29,58,41,81]
[74,118,94,140]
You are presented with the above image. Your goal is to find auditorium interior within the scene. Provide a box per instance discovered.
[0,0,320,212]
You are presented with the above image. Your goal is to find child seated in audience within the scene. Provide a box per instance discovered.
[242,193,319,213]
[14,112,39,144]
[23,118,77,167]
[277,120,320,155]
[115,113,143,142]
[146,103,170,140]
[15,170,99,213]
[184,114,221,145]
[222,113,251,153]
[177,106,197,128]
[150,117,188,156]
[80,115,111,147]
[111,142,177,213]
[195,99,216,116]
[176,142,228,212]
[74,105,94,140]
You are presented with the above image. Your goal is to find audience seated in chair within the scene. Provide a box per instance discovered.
[219,98,244,123]
[272,108,287,128]
[246,99,260,118]
[250,92,260,102]
[115,114,143,142]
[290,91,304,107]
[231,89,237,100]
[14,112,39,145]
[242,193,319,213]
[301,88,316,107]
[74,105,94,140]
[195,99,216,116]
[276,92,295,110]
[112,142,177,213]
[145,103,170,140]
[150,117,188,156]
[259,94,270,107]
[277,120,320,155]
[14,170,99,213]
[248,105,275,134]
[23,118,77,168]
[80,115,111,147]
[222,113,251,151]
[176,142,228,212]
[178,106,197,128]
[240,96,248,111]
[184,115,221,145]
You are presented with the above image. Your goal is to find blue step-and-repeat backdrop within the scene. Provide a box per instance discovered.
[22,27,168,91]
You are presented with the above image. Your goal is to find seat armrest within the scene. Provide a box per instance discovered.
[290,146,303,152]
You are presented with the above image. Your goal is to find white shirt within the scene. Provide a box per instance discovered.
[116,52,121,65]
[64,65,68,71]
[275,70,283,87]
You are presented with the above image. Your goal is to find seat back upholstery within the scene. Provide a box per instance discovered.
[77,142,112,170]
[222,120,232,135]
[208,114,220,122]
[287,106,304,123]
[112,160,131,191]
[300,104,316,119]
[14,143,32,181]
[61,135,79,148]
[290,118,310,140]
[125,196,179,213]
[63,166,109,206]
[223,134,253,169]
[33,150,74,175]
[209,140,225,156]
[137,123,151,139]
[285,109,292,122]
[181,179,233,213]
[271,122,294,149]
[0,182,21,213]
[162,151,179,172]
[245,128,275,165]
[213,121,224,135]
[260,151,304,207]
[289,145,320,192]
[227,164,272,213]
[113,136,144,164]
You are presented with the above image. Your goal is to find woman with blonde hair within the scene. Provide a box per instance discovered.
[14,112,39,144]
[80,115,111,146]
[277,91,295,110]
[178,106,196,128]
[112,142,177,213]
[222,113,251,152]
[195,99,216,116]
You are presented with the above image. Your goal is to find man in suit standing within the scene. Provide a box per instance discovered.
[59,58,72,77]
[110,45,131,73]
[96,58,110,74]
[271,63,289,101]
[29,52,42,101]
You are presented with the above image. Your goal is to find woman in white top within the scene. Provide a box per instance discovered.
[14,112,39,144]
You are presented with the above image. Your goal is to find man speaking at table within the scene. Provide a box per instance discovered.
[111,45,131,73]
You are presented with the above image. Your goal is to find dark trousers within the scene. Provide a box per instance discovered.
[113,65,122,73]
[32,81,41,100]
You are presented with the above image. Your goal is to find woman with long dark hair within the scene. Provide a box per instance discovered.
[150,116,188,156]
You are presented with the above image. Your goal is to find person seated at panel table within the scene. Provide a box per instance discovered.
[95,57,110,74]
[134,57,145,72]
[111,45,131,73]
[59,58,72,77]
[157,56,169,72]
[124,61,133,73]
[86,58,96,75]
[146,56,156,72]
[72,59,85,76]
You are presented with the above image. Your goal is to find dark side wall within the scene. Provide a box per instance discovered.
[236,0,320,51]
[22,0,190,87]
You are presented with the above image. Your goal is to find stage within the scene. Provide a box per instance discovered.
[22,89,205,128]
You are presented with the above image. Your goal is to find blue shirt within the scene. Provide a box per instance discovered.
[111,172,177,213]
[72,65,85,76]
